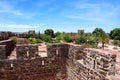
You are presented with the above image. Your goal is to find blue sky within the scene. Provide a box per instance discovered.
[0,0,120,33]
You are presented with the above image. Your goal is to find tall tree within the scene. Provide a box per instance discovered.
[38,31,41,39]
[109,28,120,40]
[92,28,106,48]
[44,29,54,38]
[92,28,105,37]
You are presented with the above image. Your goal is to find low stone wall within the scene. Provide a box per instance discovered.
[85,48,116,76]
[67,45,116,80]
[16,44,38,59]
[47,44,69,58]
[0,39,15,59]
[0,45,6,59]
[0,57,66,80]
[0,44,68,80]
[0,44,117,80]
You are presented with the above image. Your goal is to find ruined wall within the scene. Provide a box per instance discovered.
[0,39,15,59]
[0,57,67,80]
[0,44,117,80]
[16,44,38,59]
[47,44,69,79]
[67,45,116,80]
[0,31,13,41]
[0,44,69,80]
[0,45,6,59]
[47,44,69,58]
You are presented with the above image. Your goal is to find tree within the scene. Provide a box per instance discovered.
[44,29,54,38]
[37,31,41,39]
[113,40,120,48]
[92,28,107,48]
[55,32,61,36]
[42,34,51,43]
[55,32,65,43]
[109,28,120,40]
[92,28,105,37]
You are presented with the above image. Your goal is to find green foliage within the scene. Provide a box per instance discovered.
[113,40,120,46]
[92,28,109,48]
[63,36,72,42]
[75,37,87,44]
[55,35,62,43]
[28,38,42,44]
[109,28,120,40]
[42,34,52,43]
[92,28,105,37]
[55,32,65,43]
[36,39,42,43]
[55,32,61,36]
[87,39,95,45]
[27,33,31,38]
[37,31,41,39]
[28,38,36,44]
[44,29,54,37]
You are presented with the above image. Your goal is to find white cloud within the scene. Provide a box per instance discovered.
[65,0,120,25]
[0,23,44,32]
[0,24,32,29]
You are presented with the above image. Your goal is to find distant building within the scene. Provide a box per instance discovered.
[28,30,35,35]
[28,30,36,38]
[78,29,84,35]
[16,33,27,38]
[0,31,13,40]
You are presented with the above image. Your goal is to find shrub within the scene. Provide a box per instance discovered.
[28,38,36,44]
[64,36,72,42]
[87,40,95,45]
[42,35,52,43]
[75,37,87,44]
[36,39,42,43]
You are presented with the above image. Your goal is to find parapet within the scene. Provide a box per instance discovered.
[16,44,39,59]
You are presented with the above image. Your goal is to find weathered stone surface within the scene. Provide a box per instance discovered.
[0,45,6,59]
[0,39,15,58]
[16,44,38,59]
[67,46,116,80]
[0,44,117,80]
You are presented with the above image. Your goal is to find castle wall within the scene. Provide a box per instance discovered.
[0,44,69,80]
[0,44,117,80]
[67,45,116,80]
[47,44,69,58]
[16,44,38,59]
[0,45,6,59]
[0,57,67,80]
[0,39,15,59]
